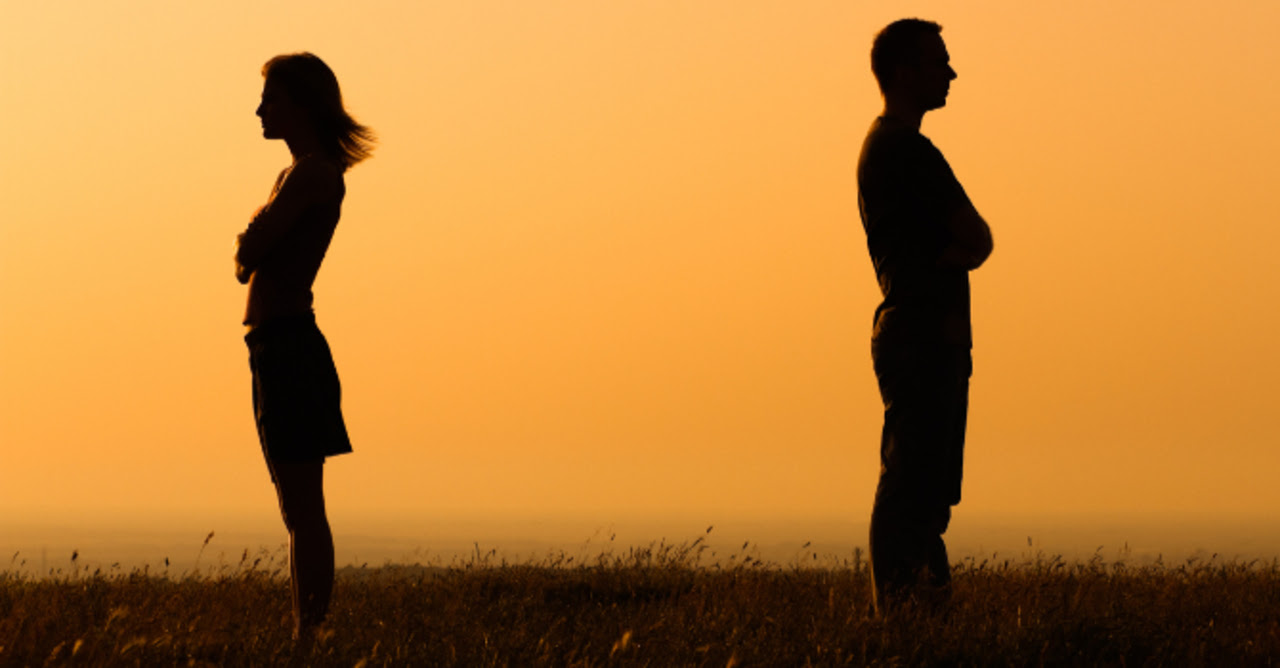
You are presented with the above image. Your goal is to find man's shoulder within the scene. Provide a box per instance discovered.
[865,117,924,143]
[860,123,923,186]
[874,127,944,158]
[863,120,937,164]
[864,125,957,190]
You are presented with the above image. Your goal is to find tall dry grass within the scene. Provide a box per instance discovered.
[3,532,1279,666]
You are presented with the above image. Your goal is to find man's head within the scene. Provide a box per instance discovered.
[871,19,956,112]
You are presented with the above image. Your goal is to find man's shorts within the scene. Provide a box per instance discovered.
[871,341,971,516]
[246,314,353,466]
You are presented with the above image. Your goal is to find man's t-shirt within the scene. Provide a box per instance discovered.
[857,117,973,348]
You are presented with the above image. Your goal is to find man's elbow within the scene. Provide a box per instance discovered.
[972,237,993,268]
[939,245,987,271]
[963,226,994,269]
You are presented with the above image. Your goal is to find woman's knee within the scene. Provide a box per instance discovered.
[278,495,328,532]
[271,460,327,531]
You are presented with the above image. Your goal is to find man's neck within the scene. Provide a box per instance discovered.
[880,98,925,132]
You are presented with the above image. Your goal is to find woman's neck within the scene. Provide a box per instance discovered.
[285,133,324,163]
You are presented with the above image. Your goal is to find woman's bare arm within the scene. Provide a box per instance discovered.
[234,160,340,282]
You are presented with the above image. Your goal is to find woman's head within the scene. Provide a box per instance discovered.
[259,53,375,170]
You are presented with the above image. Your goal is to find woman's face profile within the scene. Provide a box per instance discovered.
[255,79,308,141]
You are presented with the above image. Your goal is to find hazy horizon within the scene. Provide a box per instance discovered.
[8,509,1280,579]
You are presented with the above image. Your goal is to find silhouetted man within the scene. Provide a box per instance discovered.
[857,18,993,613]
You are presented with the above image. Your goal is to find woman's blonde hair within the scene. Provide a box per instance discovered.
[262,52,375,171]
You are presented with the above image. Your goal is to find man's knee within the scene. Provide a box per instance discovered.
[873,493,951,535]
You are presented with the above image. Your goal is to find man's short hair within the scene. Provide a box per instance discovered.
[870,18,943,93]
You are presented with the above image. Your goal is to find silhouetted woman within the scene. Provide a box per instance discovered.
[235,52,373,640]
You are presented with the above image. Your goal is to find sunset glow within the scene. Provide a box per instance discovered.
[3,2,1279,560]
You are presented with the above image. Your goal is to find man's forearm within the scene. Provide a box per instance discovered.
[942,207,993,270]
[937,244,987,271]
[938,225,993,270]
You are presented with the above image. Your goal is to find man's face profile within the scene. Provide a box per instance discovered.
[895,33,957,112]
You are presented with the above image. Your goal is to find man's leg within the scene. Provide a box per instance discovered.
[869,344,969,614]
[928,348,970,598]
[870,490,950,612]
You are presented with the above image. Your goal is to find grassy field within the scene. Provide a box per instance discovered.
[3,534,1280,667]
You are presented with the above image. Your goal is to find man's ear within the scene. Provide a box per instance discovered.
[896,60,918,84]
[885,63,911,96]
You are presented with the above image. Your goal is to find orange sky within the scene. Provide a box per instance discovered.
[3,2,1279,547]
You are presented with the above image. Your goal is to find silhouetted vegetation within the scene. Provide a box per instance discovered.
[3,536,1279,666]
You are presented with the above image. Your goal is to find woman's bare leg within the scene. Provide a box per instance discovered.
[269,459,334,636]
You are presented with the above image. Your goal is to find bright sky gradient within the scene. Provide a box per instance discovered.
[3,2,1279,550]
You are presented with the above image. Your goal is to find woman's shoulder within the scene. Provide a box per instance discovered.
[293,154,344,179]
[286,155,345,196]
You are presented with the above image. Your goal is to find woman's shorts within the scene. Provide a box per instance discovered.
[246,314,353,465]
